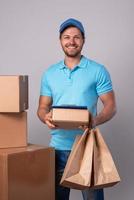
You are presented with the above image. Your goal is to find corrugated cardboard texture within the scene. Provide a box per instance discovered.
[0,75,28,112]
[0,112,27,148]
[0,145,55,200]
[52,108,90,129]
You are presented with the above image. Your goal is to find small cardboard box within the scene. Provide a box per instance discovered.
[52,106,91,129]
[0,75,28,112]
[0,112,27,148]
[0,145,55,200]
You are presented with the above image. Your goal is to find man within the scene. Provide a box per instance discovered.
[37,18,116,200]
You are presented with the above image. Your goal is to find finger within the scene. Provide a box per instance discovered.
[46,120,56,128]
[47,111,52,118]
[83,125,88,129]
[78,125,85,130]
[78,125,88,130]
[46,115,53,122]
[44,115,52,123]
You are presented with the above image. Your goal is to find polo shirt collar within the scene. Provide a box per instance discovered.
[59,55,87,70]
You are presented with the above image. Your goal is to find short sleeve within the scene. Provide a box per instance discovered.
[96,66,113,96]
[40,72,52,96]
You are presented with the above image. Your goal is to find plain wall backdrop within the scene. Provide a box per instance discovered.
[0,0,133,199]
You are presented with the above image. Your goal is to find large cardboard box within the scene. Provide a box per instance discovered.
[52,106,91,129]
[0,112,27,148]
[0,145,55,200]
[0,75,28,112]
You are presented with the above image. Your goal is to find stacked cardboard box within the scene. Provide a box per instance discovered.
[0,76,55,200]
[0,112,27,148]
[0,145,55,200]
[0,75,28,148]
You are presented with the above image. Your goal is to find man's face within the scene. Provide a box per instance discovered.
[60,27,85,58]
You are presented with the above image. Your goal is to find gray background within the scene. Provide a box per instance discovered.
[0,0,133,199]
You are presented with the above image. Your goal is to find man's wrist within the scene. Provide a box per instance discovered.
[91,117,97,128]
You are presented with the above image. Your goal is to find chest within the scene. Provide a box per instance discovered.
[49,68,96,96]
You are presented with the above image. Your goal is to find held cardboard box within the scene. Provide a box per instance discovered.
[52,106,91,129]
[0,112,27,148]
[0,75,28,112]
[0,145,55,200]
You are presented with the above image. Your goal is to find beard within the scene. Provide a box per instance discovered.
[61,44,84,58]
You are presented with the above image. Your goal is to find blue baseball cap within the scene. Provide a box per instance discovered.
[59,18,85,36]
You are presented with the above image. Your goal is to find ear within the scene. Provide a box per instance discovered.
[83,38,85,45]
[84,38,85,43]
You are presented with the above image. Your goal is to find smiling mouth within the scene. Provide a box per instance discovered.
[68,47,76,49]
[67,46,78,49]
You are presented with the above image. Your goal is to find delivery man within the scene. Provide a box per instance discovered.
[37,18,116,200]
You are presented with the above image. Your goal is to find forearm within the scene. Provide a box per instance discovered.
[37,106,50,123]
[92,104,117,127]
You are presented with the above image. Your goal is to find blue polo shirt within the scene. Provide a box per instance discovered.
[40,56,113,150]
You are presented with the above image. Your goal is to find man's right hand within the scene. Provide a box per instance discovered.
[37,96,57,129]
[44,111,56,129]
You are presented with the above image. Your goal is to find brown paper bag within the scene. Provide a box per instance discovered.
[60,128,94,190]
[60,128,121,190]
[92,128,121,189]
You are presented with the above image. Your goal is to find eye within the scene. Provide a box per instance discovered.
[74,36,81,39]
[63,36,70,40]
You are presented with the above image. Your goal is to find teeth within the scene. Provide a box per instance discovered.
[68,46,76,49]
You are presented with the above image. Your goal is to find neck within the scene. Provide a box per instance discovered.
[64,54,82,69]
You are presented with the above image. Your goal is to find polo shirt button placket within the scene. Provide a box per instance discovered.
[67,71,73,85]
[68,66,78,84]
[64,68,73,85]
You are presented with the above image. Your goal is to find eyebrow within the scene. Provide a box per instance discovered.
[62,34,81,37]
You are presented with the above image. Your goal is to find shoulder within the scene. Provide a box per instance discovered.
[84,56,108,74]
[86,57,105,70]
[84,56,112,84]
[42,60,63,77]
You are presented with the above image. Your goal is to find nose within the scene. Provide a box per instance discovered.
[70,37,75,45]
